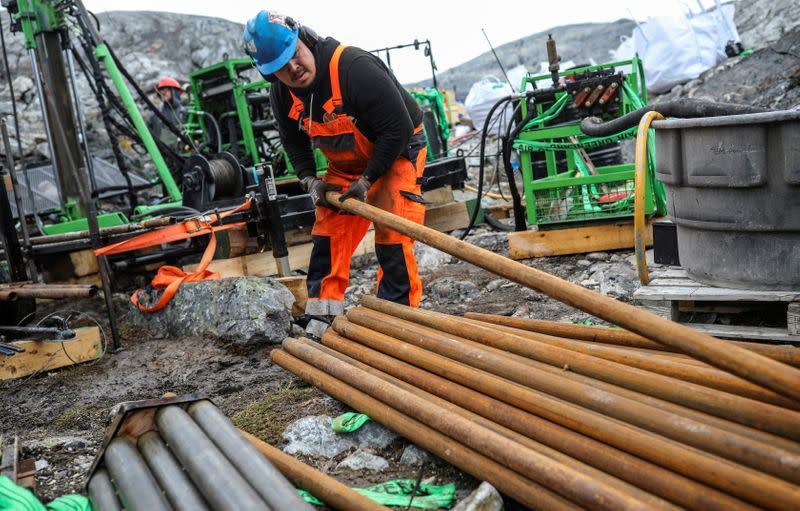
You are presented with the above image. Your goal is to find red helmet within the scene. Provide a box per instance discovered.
[156,77,184,92]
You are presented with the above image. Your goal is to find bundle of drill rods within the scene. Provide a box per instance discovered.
[273,296,800,511]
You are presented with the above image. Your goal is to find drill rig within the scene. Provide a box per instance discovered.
[495,35,668,231]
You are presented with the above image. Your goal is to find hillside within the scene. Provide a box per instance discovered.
[410,19,636,97]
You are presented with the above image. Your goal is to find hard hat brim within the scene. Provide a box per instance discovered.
[254,31,299,76]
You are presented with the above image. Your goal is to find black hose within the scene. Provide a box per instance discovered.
[104,44,194,150]
[501,99,536,232]
[483,211,514,232]
[580,99,768,137]
[74,44,138,209]
[459,95,513,241]
[201,111,222,154]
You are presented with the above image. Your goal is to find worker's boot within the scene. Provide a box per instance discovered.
[305,315,335,341]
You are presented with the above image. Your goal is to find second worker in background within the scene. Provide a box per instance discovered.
[243,11,428,339]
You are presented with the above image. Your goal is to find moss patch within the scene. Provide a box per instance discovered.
[231,385,319,445]
[50,406,106,431]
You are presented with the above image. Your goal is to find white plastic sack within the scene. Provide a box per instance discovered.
[464,65,527,134]
[633,2,739,93]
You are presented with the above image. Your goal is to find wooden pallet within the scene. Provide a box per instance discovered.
[634,268,800,342]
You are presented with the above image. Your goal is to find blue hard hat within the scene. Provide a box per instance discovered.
[243,11,299,76]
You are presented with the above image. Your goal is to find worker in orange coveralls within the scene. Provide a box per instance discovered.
[243,11,428,339]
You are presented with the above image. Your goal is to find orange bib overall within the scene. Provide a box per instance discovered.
[288,45,427,337]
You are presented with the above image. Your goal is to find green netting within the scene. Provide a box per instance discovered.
[299,479,456,509]
[0,476,90,511]
[331,412,371,433]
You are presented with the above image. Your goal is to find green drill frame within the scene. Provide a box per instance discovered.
[183,58,326,180]
[515,55,665,227]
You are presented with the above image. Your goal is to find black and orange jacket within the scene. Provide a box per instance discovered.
[270,36,423,183]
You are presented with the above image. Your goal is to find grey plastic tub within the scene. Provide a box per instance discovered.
[654,110,800,290]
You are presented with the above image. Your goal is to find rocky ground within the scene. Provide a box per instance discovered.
[0,223,651,505]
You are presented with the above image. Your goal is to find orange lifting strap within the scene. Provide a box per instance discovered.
[94,200,252,312]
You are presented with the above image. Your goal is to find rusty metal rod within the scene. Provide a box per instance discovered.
[320,332,756,511]
[0,283,99,289]
[29,216,176,245]
[271,349,582,511]
[331,317,800,510]
[456,316,800,410]
[359,299,800,441]
[0,286,97,301]
[240,429,387,511]
[349,306,800,480]
[466,312,800,367]
[304,336,678,511]
[327,191,800,401]
[282,337,657,511]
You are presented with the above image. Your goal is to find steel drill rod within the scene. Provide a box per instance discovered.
[349,307,800,481]
[0,325,75,340]
[87,468,123,511]
[28,217,176,245]
[456,326,800,454]
[331,317,800,510]
[240,429,387,511]
[271,349,583,511]
[0,283,99,289]
[303,337,676,510]
[154,406,270,511]
[103,438,172,511]
[0,286,97,300]
[137,431,209,511]
[460,316,799,408]
[282,338,656,511]
[187,400,313,511]
[327,192,800,401]
[466,312,800,367]
[321,330,760,511]
[359,299,800,440]
[1,118,39,282]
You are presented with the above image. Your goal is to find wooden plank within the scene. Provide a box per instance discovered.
[508,221,654,259]
[424,201,470,232]
[680,323,800,343]
[423,186,454,206]
[486,204,513,219]
[185,230,376,278]
[68,249,99,277]
[0,327,102,381]
[2,174,12,192]
[634,285,800,302]
[277,276,308,316]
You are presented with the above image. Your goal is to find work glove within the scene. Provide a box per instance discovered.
[339,176,372,203]
[302,177,340,210]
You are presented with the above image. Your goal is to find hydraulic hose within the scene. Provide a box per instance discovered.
[201,111,222,154]
[580,99,767,137]
[460,94,514,240]
[483,211,514,232]
[502,101,542,232]
[633,111,664,285]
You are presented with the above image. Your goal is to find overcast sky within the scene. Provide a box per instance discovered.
[83,1,720,83]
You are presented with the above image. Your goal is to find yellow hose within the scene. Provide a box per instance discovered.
[634,111,664,285]
[464,184,510,201]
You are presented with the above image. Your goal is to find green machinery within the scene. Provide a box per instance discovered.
[512,52,667,227]
[182,58,326,181]
[3,0,185,232]
[181,54,463,197]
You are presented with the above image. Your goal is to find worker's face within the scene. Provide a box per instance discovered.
[159,88,174,102]
[274,40,315,88]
